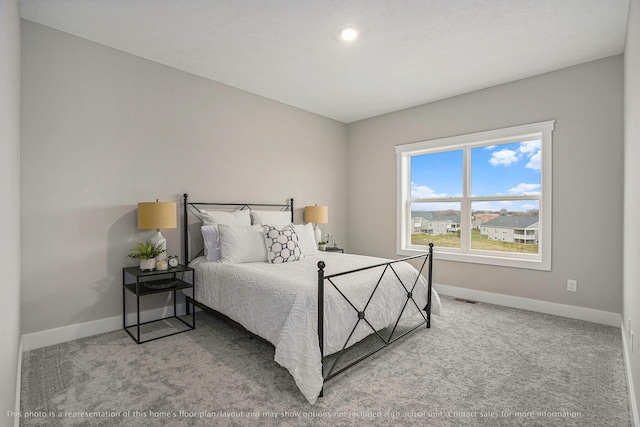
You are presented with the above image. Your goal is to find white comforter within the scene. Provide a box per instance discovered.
[186,252,441,404]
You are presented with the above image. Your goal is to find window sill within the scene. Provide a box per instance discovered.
[398,247,550,271]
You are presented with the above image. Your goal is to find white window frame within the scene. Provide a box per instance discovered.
[396,121,554,271]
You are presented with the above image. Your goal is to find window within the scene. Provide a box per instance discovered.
[396,121,554,270]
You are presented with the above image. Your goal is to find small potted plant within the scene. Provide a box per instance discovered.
[128,241,166,271]
[318,240,328,251]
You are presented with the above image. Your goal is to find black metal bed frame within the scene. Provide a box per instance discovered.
[182,193,294,263]
[317,247,432,395]
[181,193,433,400]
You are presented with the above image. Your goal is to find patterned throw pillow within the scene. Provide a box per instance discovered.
[262,224,304,264]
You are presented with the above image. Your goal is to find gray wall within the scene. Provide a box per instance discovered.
[624,0,640,416]
[347,55,623,314]
[20,21,348,334]
[18,13,627,332]
[0,0,21,423]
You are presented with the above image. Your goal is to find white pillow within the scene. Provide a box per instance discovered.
[294,223,318,256]
[200,209,251,227]
[201,225,221,261]
[217,224,267,263]
[250,210,292,226]
[262,225,304,264]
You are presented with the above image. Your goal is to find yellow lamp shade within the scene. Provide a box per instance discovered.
[304,205,328,224]
[138,202,177,230]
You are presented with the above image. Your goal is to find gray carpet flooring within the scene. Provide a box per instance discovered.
[20,297,631,426]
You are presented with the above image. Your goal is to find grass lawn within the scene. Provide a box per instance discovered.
[411,229,538,254]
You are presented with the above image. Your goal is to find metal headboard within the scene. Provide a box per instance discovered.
[182,193,294,264]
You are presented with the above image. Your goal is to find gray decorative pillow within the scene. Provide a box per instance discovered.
[262,224,304,264]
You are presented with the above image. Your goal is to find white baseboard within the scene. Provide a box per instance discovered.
[22,303,193,352]
[24,285,620,351]
[434,283,620,327]
[622,318,640,427]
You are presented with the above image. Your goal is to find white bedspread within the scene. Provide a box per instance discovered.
[186,252,441,404]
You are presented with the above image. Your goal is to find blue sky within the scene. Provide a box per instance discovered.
[410,140,541,212]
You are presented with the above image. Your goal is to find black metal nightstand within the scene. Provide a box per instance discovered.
[122,264,195,344]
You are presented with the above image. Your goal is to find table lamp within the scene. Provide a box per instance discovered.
[304,205,328,243]
[138,200,177,252]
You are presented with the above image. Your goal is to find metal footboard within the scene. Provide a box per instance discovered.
[317,243,433,397]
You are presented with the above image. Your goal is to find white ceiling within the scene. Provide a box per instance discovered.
[19,0,630,123]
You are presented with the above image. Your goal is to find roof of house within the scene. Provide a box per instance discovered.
[412,212,461,223]
[482,216,539,229]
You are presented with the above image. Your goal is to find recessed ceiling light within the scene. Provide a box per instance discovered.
[340,27,359,42]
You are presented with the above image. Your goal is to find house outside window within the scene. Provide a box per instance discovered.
[396,121,554,270]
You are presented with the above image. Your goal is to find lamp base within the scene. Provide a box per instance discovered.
[313,224,322,243]
[149,230,167,251]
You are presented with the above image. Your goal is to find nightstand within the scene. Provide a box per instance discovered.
[324,247,344,253]
[122,264,195,344]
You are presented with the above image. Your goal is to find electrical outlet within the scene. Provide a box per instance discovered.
[567,279,577,292]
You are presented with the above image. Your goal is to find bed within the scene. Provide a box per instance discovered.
[181,194,441,404]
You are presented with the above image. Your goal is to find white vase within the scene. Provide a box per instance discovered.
[140,258,156,271]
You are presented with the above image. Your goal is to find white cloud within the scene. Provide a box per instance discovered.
[519,140,541,154]
[411,201,460,211]
[410,182,448,199]
[520,140,541,171]
[489,149,519,166]
[487,140,541,170]
[508,183,541,195]
[525,151,541,171]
